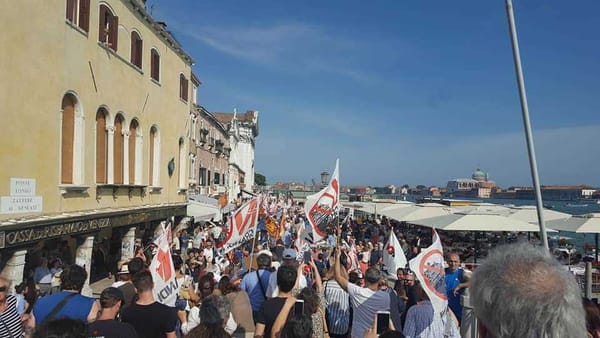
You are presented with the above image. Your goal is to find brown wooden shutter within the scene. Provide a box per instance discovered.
[130,33,137,64]
[66,0,76,22]
[96,111,107,183]
[184,78,188,101]
[149,129,155,185]
[136,38,143,68]
[114,118,123,184]
[110,16,119,51]
[98,5,107,42]
[61,97,75,184]
[129,123,136,183]
[78,0,90,32]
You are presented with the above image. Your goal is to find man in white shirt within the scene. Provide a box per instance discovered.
[266,248,307,298]
[334,248,390,338]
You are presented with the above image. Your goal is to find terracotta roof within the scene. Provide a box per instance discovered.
[211,111,257,125]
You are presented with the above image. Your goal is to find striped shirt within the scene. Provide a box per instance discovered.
[323,280,350,335]
[403,301,460,338]
[0,295,23,338]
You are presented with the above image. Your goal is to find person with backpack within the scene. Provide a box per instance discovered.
[240,253,272,323]
[445,253,470,325]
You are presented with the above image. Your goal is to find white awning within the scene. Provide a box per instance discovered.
[187,200,220,222]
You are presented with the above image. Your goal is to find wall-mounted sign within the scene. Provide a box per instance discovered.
[0,196,43,214]
[10,178,36,196]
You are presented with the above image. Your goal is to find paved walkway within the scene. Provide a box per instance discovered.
[89,277,115,298]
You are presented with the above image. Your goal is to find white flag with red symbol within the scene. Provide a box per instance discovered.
[383,230,407,280]
[216,196,261,254]
[304,159,340,243]
[408,229,447,316]
[150,231,177,307]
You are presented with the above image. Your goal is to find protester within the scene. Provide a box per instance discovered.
[322,255,350,338]
[219,276,255,337]
[240,253,272,322]
[14,282,28,316]
[34,258,52,296]
[266,248,307,298]
[402,282,459,338]
[32,264,100,325]
[334,248,390,338]
[33,318,87,338]
[0,277,23,337]
[88,287,139,338]
[255,265,297,338]
[444,253,469,324]
[185,294,233,338]
[583,298,600,338]
[470,243,587,337]
[121,271,178,338]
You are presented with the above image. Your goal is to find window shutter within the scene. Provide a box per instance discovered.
[151,52,156,79]
[66,0,76,22]
[110,16,119,51]
[78,0,90,32]
[98,5,107,42]
[130,33,137,64]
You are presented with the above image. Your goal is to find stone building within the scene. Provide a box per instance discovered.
[212,110,259,201]
[0,0,194,293]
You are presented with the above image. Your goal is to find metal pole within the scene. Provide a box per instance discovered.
[505,0,549,251]
[586,262,593,300]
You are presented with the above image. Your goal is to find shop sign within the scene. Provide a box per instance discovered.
[0,196,43,214]
[0,217,110,248]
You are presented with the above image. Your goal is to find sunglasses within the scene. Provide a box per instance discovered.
[0,286,7,292]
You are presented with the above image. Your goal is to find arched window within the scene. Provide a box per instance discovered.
[114,114,124,184]
[61,95,76,184]
[66,0,90,32]
[149,126,160,187]
[128,119,141,184]
[130,31,143,68]
[150,48,160,82]
[178,138,186,189]
[99,4,118,51]
[96,108,109,183]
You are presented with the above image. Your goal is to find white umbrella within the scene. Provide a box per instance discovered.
[342,201,410,215]
[457,202,512,216]
[508,205,571,224]
[380,203,452,223]
[547,213,600,233]
[548,213,600,261]
[413,210,556,232]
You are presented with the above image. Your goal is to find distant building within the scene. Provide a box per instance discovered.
[446,168,497,198]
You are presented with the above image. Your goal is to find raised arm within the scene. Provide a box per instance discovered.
[309,258,323,293]
[334,247,349,292]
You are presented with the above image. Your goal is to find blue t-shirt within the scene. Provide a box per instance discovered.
[240,269,271,312]
[33,291,95,325]
[445,268,464,321]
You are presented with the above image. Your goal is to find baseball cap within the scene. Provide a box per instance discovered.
[100,287,125,308]
[282,248,296,260]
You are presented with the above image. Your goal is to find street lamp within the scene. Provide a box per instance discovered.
[320,171,330,186]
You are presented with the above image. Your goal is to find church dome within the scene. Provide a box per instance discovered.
[472,168,487,182]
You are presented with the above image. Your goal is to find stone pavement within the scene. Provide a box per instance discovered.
[89,277,115,298]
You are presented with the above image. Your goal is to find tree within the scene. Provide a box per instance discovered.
[255,172,266,186]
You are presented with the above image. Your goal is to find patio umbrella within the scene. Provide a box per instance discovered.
[508,205,571,224]
[457,202,513,216]
[343,201,412,216]
[413,210,553,232]
[380,203,452,223]
[548,213,600,261]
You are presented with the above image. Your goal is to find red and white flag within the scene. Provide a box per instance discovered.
[216,196,261,253]
[304,159,340,243]
[383,231,407,280]
[150,231,177,307]
[408,229,447,316]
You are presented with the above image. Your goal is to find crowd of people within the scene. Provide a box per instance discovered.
[1,197,600,337]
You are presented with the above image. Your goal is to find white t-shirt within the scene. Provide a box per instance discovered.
[265,267,308,298]
[347,283,390,338]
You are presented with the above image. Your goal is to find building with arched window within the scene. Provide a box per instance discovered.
[0,0,195,294]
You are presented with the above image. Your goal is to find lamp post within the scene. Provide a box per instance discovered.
[320,171,330,187]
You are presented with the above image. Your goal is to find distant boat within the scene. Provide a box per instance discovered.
[566,203,588,208]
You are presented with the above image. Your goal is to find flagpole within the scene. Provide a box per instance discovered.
[248,231,259,271]
[505,0,549,251]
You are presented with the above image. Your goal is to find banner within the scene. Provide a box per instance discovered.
[216,196,260,254]
[304,159,340,243]
[150,232,177,307]
[408,229,447,316]
[382,231,407,279]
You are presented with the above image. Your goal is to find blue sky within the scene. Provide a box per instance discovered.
[148,0,600,187]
